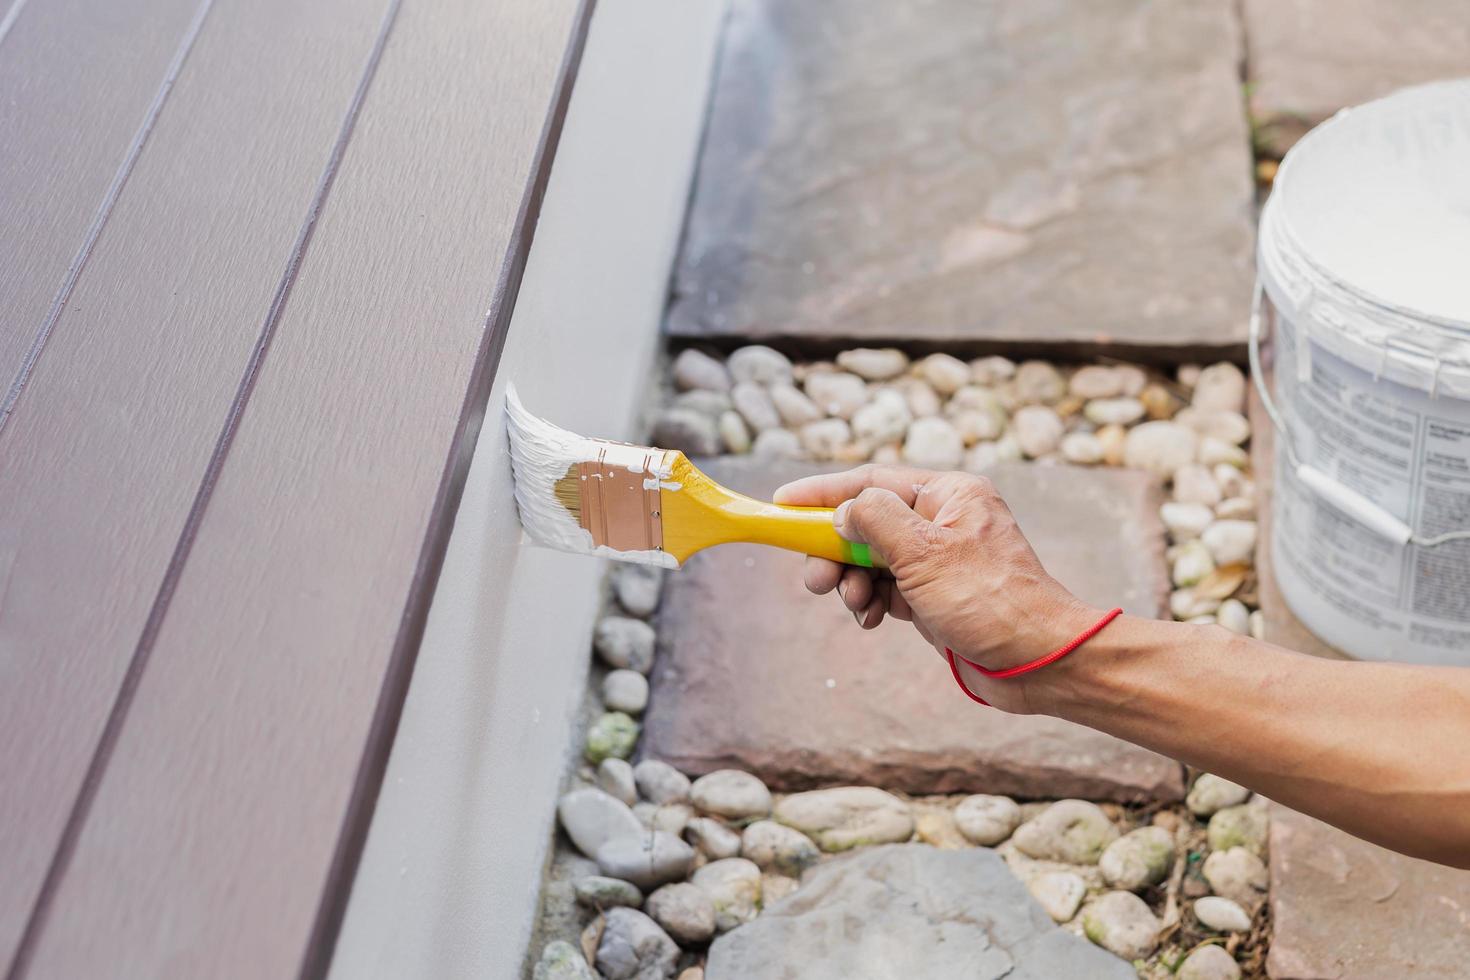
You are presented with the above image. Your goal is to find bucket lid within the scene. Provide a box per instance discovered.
[1260,78,1470,394]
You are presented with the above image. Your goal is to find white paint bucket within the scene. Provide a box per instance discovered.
[1253,78,1470,665]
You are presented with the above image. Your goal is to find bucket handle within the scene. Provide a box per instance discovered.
[1249,282,1470,548]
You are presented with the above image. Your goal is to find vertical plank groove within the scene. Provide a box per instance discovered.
[0,0,218,434]
[0,0,32,49]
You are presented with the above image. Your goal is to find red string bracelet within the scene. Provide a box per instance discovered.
[945,607,1123,707]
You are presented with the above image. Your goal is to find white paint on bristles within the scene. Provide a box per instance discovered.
[503,386,679,568]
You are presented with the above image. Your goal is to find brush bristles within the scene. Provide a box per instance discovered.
[504,387,678,568]
[553,464,582,524]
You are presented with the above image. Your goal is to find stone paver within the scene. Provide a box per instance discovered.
[1267,803,1470,978]
[1247,381,1349,660]
[1245,0,1470,156]
[665,0,1255,354]
[705,844,1135,979]
[643,458,1183,802]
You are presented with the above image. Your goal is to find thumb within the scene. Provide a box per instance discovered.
[835,487,930,565]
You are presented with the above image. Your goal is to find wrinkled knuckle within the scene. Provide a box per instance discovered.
[966,473,997,496]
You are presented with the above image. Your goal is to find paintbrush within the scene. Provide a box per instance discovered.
[505,389,884,570]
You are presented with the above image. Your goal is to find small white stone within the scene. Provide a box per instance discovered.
[727,345,794,386]
[1215,497,1255,520]
[1081,891,1161,960]
[769,384,823,427]
[951,409,1007,445]
[635,760,692,805]
[691,858,763,932]
[690,770,772,820]
[1173,464,1222,507]
[1216,598,1251,634]
[1099,826,1175,891]
[872,443,902,464]
[902,417,964,469]
[968,355,1016,385]
[799,418,854,461]
[836,347,909,381]
[953,794,1021,845]
[670,389,732,417]
[1061,431,1105,465]
[1188,773,1251,818]
[916,353,971,395]
[1249,610,1265,640]
[1013,800,1119,864]
[751,427,803,460]
[1171,588,1221,620]
[1083,396,1146,427]
[1186,614,1218,625]
[1178,363,1202,389]
[1013,361,1066,405]
[773,787,914,852]
[1029,871,1087,923]
[1202,520,1258,566]
[948,384,1007,415]
[1199,436,1248,468]
[718,411,751,454]
[1013,406,1065,458]
[731,382,781,433]
[602,670,649,715]
[803,371,868,419]
[1172,540,1216,587]
[1178,944,1242,980]
[1161,502,1215,541]
[1069,365,1125,400]
[897,377,942,417]
[597,758,638,807]
[1194,896,1252,933]
[1124,421,1199,477]
[558,788,645,859]
[1115,364,1148,396]
[851,389,912,445]
[672,348,732,392]
[1178,407,1251,446]
[1192,363,1247,413]
[1214,466,1255,500]
[1202,847,1268,906]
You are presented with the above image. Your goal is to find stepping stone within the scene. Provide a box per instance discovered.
[1244,0,1470,155]
[665,0,1255,355]
[1267,803,1470,978]
[1247,382,1350,660]
[643,459,1183,802]
[706,844,1135,979]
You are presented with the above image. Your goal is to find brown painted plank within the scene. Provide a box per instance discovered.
[0,0,393,971]
[19,0,590,976]
[0,0,207,418]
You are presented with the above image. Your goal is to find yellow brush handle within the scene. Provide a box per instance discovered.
[660,455,888,568]
[729,501,887,569]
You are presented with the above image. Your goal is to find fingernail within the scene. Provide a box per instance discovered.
[834,500,851,527]
[853,609,863,626]
[837,581,847,600]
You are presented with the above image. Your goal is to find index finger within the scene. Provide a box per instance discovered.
[772,463,940,508]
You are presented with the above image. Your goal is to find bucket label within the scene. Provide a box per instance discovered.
[1272,307,1470,664]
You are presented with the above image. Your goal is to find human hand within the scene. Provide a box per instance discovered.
[772,464,1100,713]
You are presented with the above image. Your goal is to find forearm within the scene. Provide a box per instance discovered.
[1018,614,1470,868]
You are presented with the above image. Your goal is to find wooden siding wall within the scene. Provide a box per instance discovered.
[0,0,592,976]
